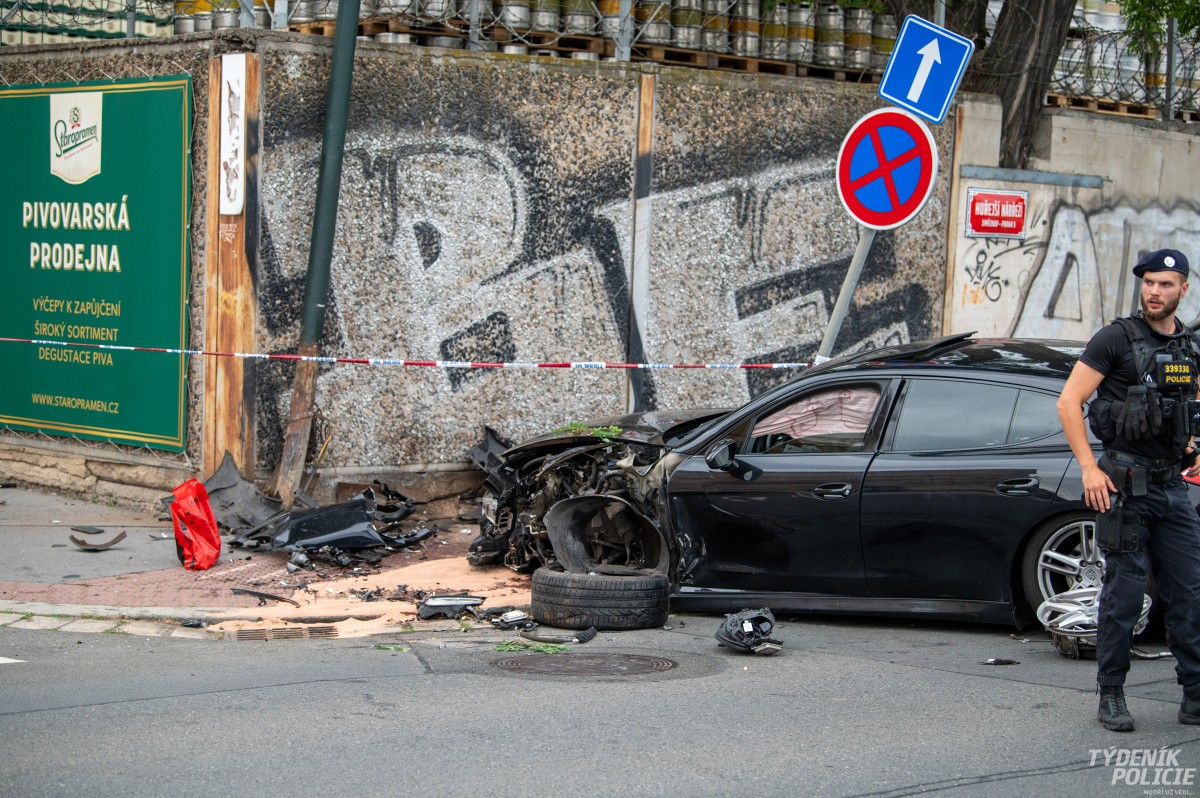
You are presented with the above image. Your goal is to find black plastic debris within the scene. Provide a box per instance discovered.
[417,595,486,620]
[201,451,285,535]
[231,488,433,554]
[469,605,516,621]
[68,530,127,551]
[469,425,514,475]
[181,619,206,628]
[230,587,301,607]
[371,480,415,524]
[981,658,1020,665]
[70,526,105,535]
[520,626,597,644]
[715,608,783,655]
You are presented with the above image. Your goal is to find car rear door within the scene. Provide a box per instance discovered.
[859,377,1072,603]
[666,378,895,595]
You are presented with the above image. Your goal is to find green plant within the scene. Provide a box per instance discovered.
[495,640,570,653]
[554,421,622,441]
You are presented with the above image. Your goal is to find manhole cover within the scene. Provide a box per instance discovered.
[492,653,677,676]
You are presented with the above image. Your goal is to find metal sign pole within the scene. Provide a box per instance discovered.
[617,0,633,61]
[817,225,876,359]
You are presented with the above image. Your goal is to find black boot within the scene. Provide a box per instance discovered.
[1098,686,1135,732]
[1179,682,1200,724]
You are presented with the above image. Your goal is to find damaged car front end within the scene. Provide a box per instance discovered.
[467,412,723,580]
[468,335,1136,631]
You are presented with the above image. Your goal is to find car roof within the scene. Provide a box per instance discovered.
[811,333,1085,381]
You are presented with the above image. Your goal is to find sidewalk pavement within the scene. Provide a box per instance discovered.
[0,482,526,641]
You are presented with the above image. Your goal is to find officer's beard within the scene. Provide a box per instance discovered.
[1142,293,1180,321]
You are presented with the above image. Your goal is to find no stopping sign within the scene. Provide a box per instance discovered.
[836,108,938,230]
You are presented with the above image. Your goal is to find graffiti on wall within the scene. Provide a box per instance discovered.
[953,193,1200,340]
[256,75,942,468]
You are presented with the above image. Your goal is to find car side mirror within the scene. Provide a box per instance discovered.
[704,439,738,471]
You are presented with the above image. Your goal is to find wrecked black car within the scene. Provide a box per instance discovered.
[469,333,1156,630]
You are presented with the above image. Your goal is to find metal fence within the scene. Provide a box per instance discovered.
[1048,6,1200,114]
[3,0,1199,116]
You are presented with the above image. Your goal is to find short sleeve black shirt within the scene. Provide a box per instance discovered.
[1080,315,1188,460]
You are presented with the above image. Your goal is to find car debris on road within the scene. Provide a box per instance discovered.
[714,608,783,655]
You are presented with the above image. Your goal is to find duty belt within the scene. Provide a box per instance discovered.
[1105,449,1181,486]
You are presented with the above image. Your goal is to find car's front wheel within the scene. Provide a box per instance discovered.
[530,568,670,630]
[1020,512,1105,613]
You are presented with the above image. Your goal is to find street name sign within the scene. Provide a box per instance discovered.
[878,15,975,125]
[965,187,1028,239]
[836,108,937,230]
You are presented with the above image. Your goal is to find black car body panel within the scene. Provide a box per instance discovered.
[467,336,1197,627]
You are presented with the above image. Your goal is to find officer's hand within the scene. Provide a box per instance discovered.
[1186,447,1200,478]
[1117,385,1152,439]
[1082,462,1116,512]
[1146,387,1164,434]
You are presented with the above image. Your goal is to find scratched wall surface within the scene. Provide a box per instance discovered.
[255,47,955,472]
[256,45,640,471]
[949,114,1200,342]
[640,71,950,412]
[952,191,1200,340]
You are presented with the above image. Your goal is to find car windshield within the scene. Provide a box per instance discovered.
[662,412,730,447]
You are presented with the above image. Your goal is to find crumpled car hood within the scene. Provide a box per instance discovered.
[510,407,730,451]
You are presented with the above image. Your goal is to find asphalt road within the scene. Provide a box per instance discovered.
[2,615,1198,798]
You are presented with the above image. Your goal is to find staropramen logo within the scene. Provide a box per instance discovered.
[49,91,102,184]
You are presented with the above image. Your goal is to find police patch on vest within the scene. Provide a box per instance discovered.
[1158,359,1196,387]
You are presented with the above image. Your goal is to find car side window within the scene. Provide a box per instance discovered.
[1009,390,1063,443]
[890,379,1019,451]
[748,384,881,454]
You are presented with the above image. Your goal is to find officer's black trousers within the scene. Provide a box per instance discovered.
[1098,478,1200,688]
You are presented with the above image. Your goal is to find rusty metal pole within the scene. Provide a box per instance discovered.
[269,0,360,506]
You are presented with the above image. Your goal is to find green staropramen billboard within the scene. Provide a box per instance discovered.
[0,75,192,451]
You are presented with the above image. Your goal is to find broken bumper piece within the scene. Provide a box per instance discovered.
[715,608,783,655]
[417,595,486,620]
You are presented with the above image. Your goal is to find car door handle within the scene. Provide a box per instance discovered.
[812,483,853,500]
[995,477,1039,496]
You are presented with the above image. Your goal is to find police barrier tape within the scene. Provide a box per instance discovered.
[4,337,813,371]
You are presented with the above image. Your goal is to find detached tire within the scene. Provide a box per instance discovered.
[531,568,670,630]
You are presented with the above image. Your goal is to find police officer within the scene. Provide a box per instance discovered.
[1058,248,1200,732]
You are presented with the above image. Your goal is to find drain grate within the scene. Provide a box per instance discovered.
[231,625,339,641]
[492,653,677,676]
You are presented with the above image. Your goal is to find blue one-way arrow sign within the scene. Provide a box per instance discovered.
[878,15,975,125]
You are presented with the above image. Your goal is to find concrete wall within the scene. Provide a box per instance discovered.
[946,105,1200,340]
[4,32,1195,509]
[250,36,953,493]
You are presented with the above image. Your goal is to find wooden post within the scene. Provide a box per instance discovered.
[203,53,259,479]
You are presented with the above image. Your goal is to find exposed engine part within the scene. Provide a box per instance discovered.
[469,436,667,576]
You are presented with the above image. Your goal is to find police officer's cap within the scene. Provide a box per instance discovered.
[1133,248,1190,278]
